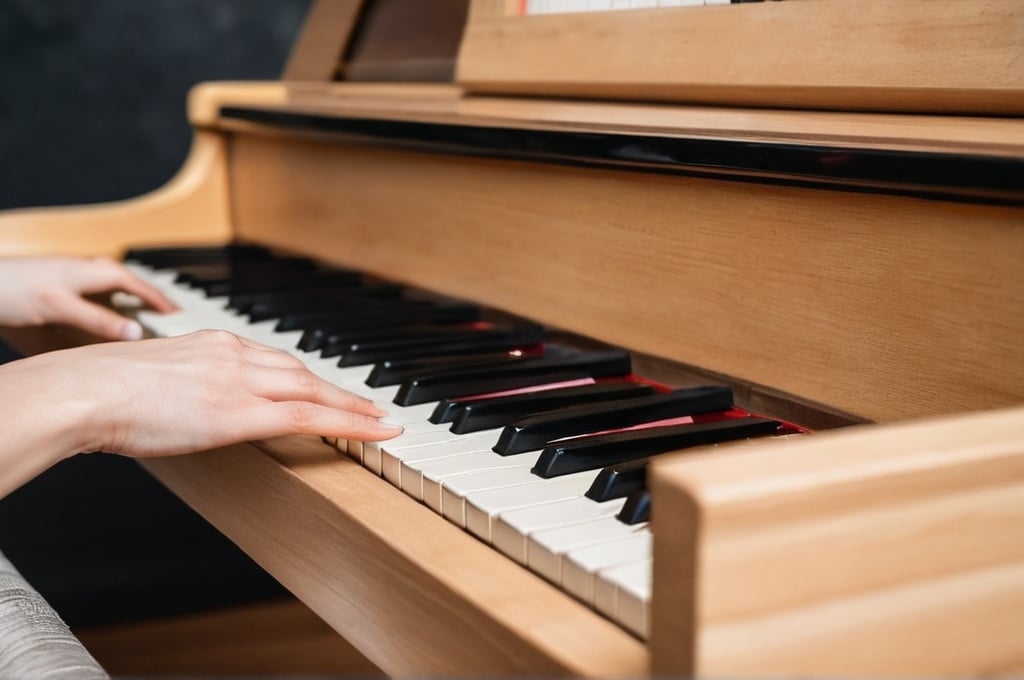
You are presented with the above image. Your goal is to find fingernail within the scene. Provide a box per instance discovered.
[121,320,144,341]
[381,423,404,435]
[369,403,390,418]
[378,417,403,429]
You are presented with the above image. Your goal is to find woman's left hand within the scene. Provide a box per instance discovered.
[0,256,176,340]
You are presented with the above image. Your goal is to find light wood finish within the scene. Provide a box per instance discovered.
[282,0,365,81]
[77,598,381,676]
[188,81,292,128]
[193,81,1024,158]
[229,133,1024,423]
[468,0,521,21]
[0,131,230,258]
[650,406,1024,677]
[458,0,1024,114]
[138,435,647,677]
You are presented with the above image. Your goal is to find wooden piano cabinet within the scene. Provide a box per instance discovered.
[650,406,1024,677]
[138,435,648,677]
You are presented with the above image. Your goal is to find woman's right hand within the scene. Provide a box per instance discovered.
[4,329,402,461]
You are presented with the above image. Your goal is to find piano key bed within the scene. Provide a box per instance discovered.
[119,244,804,638]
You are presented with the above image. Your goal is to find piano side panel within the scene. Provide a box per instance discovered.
[139,435,647,677]
[650,406,1024,677]
[227,132,1024,423]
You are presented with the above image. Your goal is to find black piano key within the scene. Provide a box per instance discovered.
[324,323,510,359]
[616,489,651,525]
[316,322,483,351]
[367,349,540,388]
[531,417,780,478]
[336,325,547,366]
[199,271,366,297]
[424,349,594,423]
[449,381,659,434]
[232,283,396,312]
[244,284,403,320]
[174,257,316,285]
[394,349,631,406]
[495,386,734,455]
[279,299,475,334]
[124,244,271,267]
[585,459,648,502]
[231,279,382,310]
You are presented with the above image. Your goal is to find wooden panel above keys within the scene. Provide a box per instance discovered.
[222,111,1024,423]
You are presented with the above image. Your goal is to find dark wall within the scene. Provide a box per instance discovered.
[0,0,310,210]
[0,0,314,628]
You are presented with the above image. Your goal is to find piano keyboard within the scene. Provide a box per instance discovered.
[119,245,794,638]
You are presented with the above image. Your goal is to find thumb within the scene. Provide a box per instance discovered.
[55,296,144,341]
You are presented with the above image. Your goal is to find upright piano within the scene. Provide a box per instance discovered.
[2,0,1023,675]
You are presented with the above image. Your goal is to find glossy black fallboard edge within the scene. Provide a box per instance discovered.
[219,106,1024,206]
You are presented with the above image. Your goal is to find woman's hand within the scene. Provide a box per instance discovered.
[0,256,176,340]
[0,330,402,494]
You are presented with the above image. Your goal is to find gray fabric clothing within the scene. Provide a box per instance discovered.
[0,552,108,679]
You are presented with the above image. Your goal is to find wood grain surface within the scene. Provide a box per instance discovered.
[650,406,1024,676]
[459,0,1024,114]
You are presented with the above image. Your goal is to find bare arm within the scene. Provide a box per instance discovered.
[0,330,401,497]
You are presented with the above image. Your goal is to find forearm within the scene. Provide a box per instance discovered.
[0,356,96,497]
[0,332,400,498]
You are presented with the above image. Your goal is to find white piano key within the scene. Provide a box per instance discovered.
[395,420,451,437]
[380,429,504,493]
[385,402,439,425]
[561,530,652,604]
[137,309,197,337]
[436,467,547,528]
[587,0,613,9]
[363,424,453,474]
[461,471,594,538]
[492,496,627,564]
[415,450,537,507]
[527,0,549,14]
[529,516,646,584]
[593,558,652,638]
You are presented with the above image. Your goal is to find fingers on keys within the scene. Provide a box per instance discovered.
[88,257,179,313]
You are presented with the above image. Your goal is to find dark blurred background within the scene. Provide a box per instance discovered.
[0,0,308,210]
[0,0,312,628]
